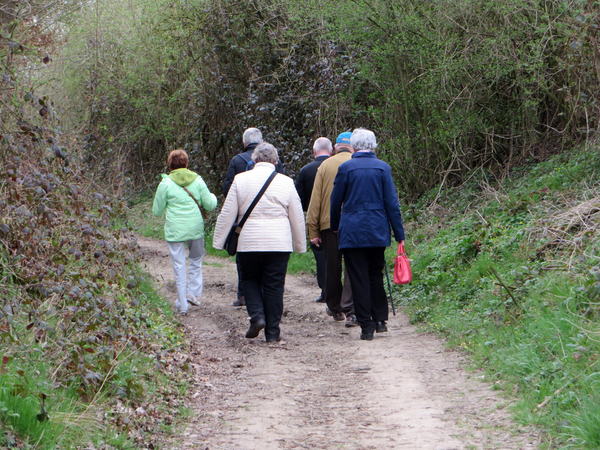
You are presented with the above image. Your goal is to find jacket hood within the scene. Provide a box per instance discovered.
[168,168,198,187]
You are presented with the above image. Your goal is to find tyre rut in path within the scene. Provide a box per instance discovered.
[138,236,540,450]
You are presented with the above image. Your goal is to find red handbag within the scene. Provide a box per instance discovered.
[393,242,412,284]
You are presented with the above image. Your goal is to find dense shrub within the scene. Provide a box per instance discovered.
[57,0,600,199]
[1,4,187,447]
[57,0,357,193]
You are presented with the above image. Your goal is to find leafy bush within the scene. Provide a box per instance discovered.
[1,6,189,447]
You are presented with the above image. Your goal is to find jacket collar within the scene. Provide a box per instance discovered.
[351,151,376,159]
[243,142,259,154]
[254,161,276,170]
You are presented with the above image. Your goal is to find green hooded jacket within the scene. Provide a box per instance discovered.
[152,168,217,242]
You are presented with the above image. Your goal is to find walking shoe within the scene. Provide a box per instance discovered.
[245,318,266,339]
[376,321,388,333]
[232,296,246,307]
[345,314,358,327]
[315,295,325,303]
[360,332,374,341]
[326,307,345,321]
[175,301,188,315]
[186,294,201,306]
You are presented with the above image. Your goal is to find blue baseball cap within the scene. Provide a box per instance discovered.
[336,132,352,145]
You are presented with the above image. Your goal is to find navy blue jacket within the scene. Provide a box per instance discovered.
[222,143,285,197]
[330,151,405,249]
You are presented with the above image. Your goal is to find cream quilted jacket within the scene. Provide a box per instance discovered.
[213,162,307,253]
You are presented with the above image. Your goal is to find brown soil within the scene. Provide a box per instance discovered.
[137,236,541,450]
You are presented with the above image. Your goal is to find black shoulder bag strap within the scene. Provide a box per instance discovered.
[182,185,208,220]
[235,170,277,232]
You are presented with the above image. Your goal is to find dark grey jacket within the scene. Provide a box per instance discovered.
[222,143,285,197]
[294,155,329,211]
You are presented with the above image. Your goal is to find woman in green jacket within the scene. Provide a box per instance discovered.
[153,150,218,314]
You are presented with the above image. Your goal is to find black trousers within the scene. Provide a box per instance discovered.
[237,252,290,341]
[321,229,353,314]
[343,247,388,334]
[310,242,326,296]
[235,254,245,299]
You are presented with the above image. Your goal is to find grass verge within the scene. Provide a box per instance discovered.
[397,144,600,448]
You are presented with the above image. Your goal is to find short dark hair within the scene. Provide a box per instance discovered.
[168,149,188,170]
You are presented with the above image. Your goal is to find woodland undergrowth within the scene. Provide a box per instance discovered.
[0,3,191,448]
[56,0,600,200]
[0,138,190,450]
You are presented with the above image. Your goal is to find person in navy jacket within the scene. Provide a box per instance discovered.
[330,128,406,341]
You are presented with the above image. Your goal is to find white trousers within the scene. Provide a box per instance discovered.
[167,238,205,312]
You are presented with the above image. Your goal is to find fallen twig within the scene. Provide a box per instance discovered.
[490,265,521,309]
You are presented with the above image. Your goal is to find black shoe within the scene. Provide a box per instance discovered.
[315,295,325,303]
[326,307,345,321]
[232,296,246,307]
[266,336,281,343]
[245,318,266,339]
[360,332,374,341]
[376,321,388,333]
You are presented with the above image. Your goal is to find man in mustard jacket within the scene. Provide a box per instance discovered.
[306,133,356,327]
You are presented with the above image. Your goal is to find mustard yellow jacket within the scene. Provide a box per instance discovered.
[306,149,352,240]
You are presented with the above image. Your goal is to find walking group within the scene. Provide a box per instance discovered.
[152,127,405,342]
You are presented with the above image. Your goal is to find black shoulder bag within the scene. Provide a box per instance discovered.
[224,170,277,256]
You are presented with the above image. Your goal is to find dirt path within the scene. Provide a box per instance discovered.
[137,236,540,450]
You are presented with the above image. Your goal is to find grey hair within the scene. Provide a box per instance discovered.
[313,137,333,155]
[243,127,263,145]
[350,128,377,151]
[252,142,279,164]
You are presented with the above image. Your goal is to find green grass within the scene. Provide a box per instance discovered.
[565,395,600,448]
[398,144,600,448]
[127,191,166,240]
[0,367,79,448]
[288,245,317,274]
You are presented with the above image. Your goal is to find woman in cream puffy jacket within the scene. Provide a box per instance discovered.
[213,143,306,342]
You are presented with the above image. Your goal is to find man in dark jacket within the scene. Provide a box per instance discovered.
[222,127,285,306]
[330,128,405,341]
[294,137,332,302]
[222,127,285,197]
